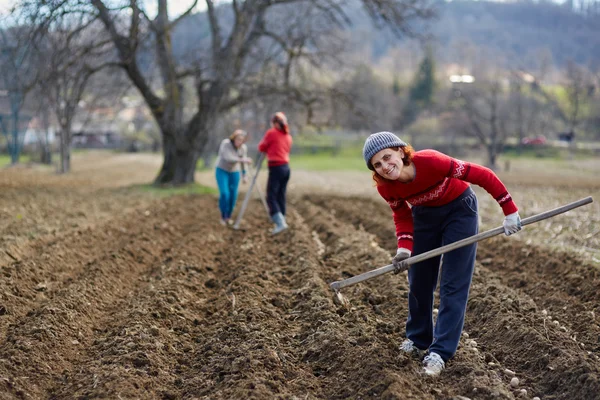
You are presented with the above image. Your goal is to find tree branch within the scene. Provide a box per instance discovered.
[169,0,199,30]
[206,0,222,57]
[91,0,163,116]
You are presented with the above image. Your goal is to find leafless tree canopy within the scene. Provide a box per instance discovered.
[11,0,435,183]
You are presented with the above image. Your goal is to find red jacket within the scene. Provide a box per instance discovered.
[377,150,518,251]
[258,127,292,167]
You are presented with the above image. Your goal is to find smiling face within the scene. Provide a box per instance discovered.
[370,147,407,181]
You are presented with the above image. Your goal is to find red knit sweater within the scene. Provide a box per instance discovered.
[258,127,293,167]
[377,150,518,251]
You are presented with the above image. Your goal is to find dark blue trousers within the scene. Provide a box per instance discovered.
[406,187,478,362]
[267,164,290,216]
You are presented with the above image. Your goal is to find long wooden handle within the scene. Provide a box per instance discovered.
[252,170,270,215]
[330,196,593,292]
[233,152,266,230]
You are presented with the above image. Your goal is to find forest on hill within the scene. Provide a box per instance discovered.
[171,0,600,73]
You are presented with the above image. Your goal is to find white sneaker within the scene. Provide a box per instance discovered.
[422,352,445,376]
[400,339,426,357]
[219,219,227,226]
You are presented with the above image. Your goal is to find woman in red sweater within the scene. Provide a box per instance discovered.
[258,112,293,234]
[363,131,521,377]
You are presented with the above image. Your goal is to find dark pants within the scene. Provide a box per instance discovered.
[406,187,478,362]
[267,164,290,216]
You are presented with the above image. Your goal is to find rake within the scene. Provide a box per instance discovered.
[330,196,594,304]
[233,152,270,230]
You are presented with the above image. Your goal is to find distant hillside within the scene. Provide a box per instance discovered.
[153,1,600,76]
[353,0,600,72]
[433,0,600,68]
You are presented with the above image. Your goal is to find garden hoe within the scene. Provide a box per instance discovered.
[330,196,594,307]
[233,152,270,230]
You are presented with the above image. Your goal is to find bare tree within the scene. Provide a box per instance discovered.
[33,15,115,173]
[585,65,600,139]
[563,61,591,135]
[507,72,541,155]
[26,86,54,164]
[16,0,435,184]
[509,78,526,155]
[332,64,398,132]
[520,60,593,153]
[450,79,509,169]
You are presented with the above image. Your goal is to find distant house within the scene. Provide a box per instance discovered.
[23,117,56,146]
[3,86,159,152]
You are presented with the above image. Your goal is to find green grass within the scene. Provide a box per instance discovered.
[290,145,366,171]
[501,146,563,160]
[196,163,213,172]
[132,183,218,197]
[203,139,600,173]
[0,153,32,166]
[0,154,11,166]
[294,134,341,146]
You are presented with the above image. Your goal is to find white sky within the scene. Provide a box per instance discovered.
[0,0,11,16]
[0,1,204,18]
[142,0,205,18]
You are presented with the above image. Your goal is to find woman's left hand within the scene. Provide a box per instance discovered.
[242,175,249,184]
[503,212,522,236]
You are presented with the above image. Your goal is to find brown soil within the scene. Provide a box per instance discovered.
[1,153,599,400]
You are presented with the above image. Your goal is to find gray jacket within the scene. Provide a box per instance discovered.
[216,139,247,173]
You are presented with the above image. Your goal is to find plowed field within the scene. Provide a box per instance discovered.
[1,152,599,400]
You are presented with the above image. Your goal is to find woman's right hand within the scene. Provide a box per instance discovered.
[241,157,253,164]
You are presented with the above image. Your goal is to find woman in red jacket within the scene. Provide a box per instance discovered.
[258,112,293,234]
[363,131,521,377]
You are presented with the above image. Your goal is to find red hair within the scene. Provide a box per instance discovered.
[272,112,289,134]
[372,145,415,186]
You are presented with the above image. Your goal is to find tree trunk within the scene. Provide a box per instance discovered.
[568,129,576,160]
[516,117,524,156]
[9,109,21,165]
[40,144,52,164]
[486,146,497,171]
[41,113,52,164]
[59,128,71,173]
[154,135,199,185]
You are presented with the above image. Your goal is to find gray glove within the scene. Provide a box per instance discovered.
[392,248,411,274]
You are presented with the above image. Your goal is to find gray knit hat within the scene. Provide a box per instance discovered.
[363,131,407,170]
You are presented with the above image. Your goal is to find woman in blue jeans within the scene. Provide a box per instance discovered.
[363,131,522,377]
[215,130,252,225]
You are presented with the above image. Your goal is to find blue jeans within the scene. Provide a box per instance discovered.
[267,164,290,217]
[215,167,241,220]
[406,187,478,362]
